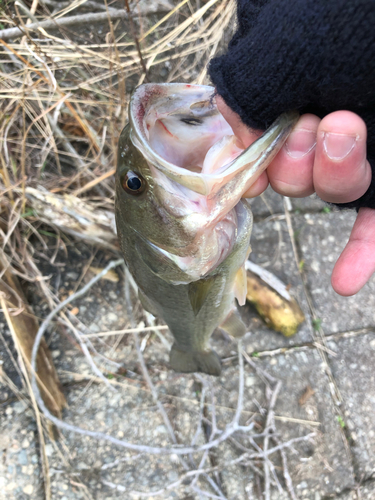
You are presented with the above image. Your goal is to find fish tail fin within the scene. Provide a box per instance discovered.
[170,344,221,376]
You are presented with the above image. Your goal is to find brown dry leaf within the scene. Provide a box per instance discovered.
[61,116,86,137]
[0,258,66,415]
[299,385,315,406]
[89,266,119,283]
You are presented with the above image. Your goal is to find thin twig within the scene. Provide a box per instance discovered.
[271,430,298,500]
[123,0,149,82]
[263,381,282,500]
[59,315,116,390]
[82,324,169,338]
[0,6,171,41]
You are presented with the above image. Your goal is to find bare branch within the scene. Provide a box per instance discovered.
[0,3,173,41]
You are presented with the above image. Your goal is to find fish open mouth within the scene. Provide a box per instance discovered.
[134,84,240,174]
[129,83,297,198]
[129,83,245,195]
[127,83,297,279]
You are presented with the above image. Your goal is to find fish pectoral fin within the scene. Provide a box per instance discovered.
[170,344,221,376]
[188,276,216,316]
[220,307,247,338]
[233,264,247,306]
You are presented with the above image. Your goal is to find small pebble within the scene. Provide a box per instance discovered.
[95,411,105,421]
[245,376,256,387]
[18,450,28,465]
[5,482,17,492]
[45,444,54,457]
[66,271,79,280]
[22,438,30,448]
[168,471,179,482]
[13,402,27,414]
[76,462,89,470]
[23,484,33,495]
[106,312,118,323]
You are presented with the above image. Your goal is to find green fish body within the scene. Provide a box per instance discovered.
[115,84,297,376]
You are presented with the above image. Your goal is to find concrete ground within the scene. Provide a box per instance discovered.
[1,189,375,499]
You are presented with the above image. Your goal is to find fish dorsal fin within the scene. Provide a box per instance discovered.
[233,264,247,306]
[188,276,215,316]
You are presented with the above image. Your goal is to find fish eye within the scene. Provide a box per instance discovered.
[121,170,146,196]
[180,117,203,126]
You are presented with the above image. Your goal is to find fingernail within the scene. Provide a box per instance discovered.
[285,129,316,158]
[323,132,357,160]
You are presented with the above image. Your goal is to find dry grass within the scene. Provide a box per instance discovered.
[0,0,235,288]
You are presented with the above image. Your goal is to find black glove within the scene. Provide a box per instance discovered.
[208,0,375,209]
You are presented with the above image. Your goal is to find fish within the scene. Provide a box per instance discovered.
[115,83,297,376]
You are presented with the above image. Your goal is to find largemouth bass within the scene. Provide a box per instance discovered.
[115,83,297,376]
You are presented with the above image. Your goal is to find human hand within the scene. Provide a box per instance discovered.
[216,96,375,297]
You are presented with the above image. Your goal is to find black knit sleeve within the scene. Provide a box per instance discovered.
[208,0,375,210]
